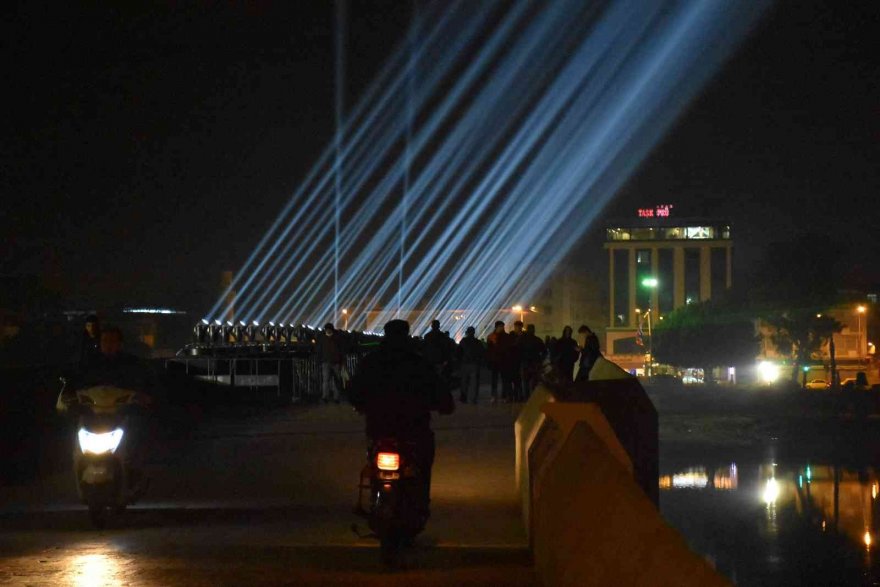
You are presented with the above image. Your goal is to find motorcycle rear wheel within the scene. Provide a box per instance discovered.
[380,532,401,567]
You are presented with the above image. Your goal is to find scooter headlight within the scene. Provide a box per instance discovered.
[78,428,124,455]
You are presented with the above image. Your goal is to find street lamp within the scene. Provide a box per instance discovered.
[635,308,653,377]
[857,305,867,362]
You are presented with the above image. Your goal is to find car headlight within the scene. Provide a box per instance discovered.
[78,428,124,455]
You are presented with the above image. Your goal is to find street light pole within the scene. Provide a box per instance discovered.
[639,277,658,378]
[647,308,653,377]
[857,305,866,363]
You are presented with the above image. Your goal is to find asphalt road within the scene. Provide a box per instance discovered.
[0,400,535,586]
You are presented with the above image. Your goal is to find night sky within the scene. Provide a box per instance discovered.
[2,0,878,316]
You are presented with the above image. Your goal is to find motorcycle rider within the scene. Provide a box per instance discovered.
[57,327,155,486]
[348,319,454,520]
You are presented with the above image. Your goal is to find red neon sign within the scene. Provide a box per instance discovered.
[638,204,673,218]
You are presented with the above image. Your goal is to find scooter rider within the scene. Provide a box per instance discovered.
[348,319,454,518]
[57,327,155,483]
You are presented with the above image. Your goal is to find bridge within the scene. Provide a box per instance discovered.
[0,398,535,585]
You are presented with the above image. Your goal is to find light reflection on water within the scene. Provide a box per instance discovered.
[660,461,880,585]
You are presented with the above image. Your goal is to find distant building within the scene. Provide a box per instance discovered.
[757,303,875,383]
[604,206,733,371]
[527,265,605,342]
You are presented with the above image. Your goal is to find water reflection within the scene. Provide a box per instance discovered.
[792,464,878,554]
[660,460,880,584]
[763,478,780,505]
[659,463,738,491]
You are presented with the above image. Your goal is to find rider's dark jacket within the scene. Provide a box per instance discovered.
[348,337,454,439]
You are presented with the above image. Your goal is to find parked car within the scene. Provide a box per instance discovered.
[805,378,829,390]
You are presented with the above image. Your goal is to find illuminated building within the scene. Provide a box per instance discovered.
[604,205,733,370]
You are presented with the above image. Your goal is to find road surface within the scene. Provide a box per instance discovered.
[0,400,535,586]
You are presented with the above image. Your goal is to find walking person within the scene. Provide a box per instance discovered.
[520,324,547,396]
[510,321,525,402]
[317,322,345,403]
[552,325,579,384]
[458,326,484,403]
[423,320,450,376]
[487,321,515,403]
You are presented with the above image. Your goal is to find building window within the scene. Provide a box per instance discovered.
[613,250,628,326]
[636,249,652,310]
[685,248,700,304]
[658,249,674,315]
[686,226,715,240]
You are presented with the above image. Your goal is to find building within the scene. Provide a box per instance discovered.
[604,206,733,371]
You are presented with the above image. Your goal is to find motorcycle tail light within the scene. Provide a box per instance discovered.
[376,452,400,471]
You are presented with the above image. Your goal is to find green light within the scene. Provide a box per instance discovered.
[803,366,810,372]
[641,277,659,288]
[806,466,812,481]
[798,475,803,488]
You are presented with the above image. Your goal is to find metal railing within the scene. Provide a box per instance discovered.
[165,353,364,402]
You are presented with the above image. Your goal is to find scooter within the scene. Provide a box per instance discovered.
[356,437,430,565]
[57,379,150,528]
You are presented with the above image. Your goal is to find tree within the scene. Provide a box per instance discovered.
[763,311,842,382]
[653,299,759,383]
[748,233,848,382]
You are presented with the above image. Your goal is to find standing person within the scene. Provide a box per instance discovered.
[423,320,449,376]
[520,324,547,395]
[79,314,102,369]
[575,332,631,381]
[574,324,594,381]
[317,322,345,403]
[486,321,514,403]
[458,326,484,404]
[552,326,579,384]
[509,321,525,402]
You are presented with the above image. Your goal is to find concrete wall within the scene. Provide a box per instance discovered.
[531,422,729,586]
[515,385,556,531]
[518,377,727,585]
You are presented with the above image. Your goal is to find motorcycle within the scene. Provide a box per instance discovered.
[57,379,150,528]
[356,436,432,565]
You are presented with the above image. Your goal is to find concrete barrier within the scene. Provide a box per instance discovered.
[515,385,556,528]
[563,377,659,505]
[523,402,633,544]
[532,422,729,586]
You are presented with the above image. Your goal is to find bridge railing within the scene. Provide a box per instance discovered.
[165,352,365,402]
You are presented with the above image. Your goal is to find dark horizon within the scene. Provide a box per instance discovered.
[2,0,878,315]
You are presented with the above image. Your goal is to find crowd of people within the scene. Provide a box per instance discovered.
[315,318,614,405]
